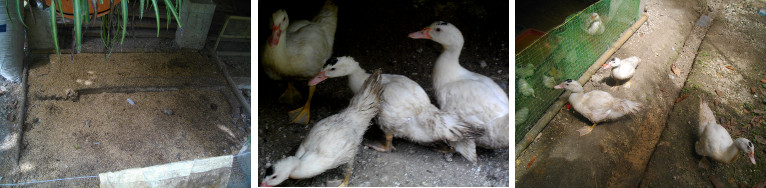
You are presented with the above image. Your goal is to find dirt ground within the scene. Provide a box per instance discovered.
[257,0,509,186]
[0,52,250,186]
[0,75,24,181]
[0,0,252,186]
[641,0,766,186]
[516,0,766,187]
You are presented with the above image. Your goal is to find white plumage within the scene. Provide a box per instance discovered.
[261,1,338,124]
[554,79,640,136]
[260,70,383,187]
[308,56,476,152]
[695,100,756,165]
[585,13,605,35]
[262,1,337,80]
[409,21,509,163]
[603,56,641,81]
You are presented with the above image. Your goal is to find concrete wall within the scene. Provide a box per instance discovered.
[175,0,216,50]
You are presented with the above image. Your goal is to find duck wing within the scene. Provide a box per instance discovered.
[696,122,734,161]
[437,77,508,127]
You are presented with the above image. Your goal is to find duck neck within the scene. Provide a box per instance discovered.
[267,29,287,50]
[567,86,585,103]
[273,156,301,180]
[433,44,465,89]
[348,69,371,94]
[723,143,742,163]
[263,33,288,62]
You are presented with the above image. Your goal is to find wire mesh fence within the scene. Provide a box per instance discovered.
[515,0,642,143]
[0,152,251,187]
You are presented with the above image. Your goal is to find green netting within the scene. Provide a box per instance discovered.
[515,0,641,143]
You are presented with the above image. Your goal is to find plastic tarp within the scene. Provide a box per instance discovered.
[99,155,234,188]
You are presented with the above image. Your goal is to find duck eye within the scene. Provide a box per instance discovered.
[330,68,336,71]
[436,28,441,32]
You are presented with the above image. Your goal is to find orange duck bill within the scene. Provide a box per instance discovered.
[309,71,328,86]
[408,28,431,39]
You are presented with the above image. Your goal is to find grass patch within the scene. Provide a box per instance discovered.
[695,51,712,64]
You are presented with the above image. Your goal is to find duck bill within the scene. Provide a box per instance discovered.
[260,181,271,187]
[553,83,565,89]
[268,24,282,46]
[602,63,611,69]
[749,152,756,165]
[308,71,328,86]
[408,28,431,39]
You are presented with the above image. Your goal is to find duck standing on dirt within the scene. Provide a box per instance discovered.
[602,56,641,88]
[260,70,383,187]
[409,21,509,163]
[553,79,640,136]
[261,0,337,124]
[696,99,756,165]
[308,56,480,152]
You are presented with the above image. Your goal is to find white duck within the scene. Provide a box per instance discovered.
[696,100,756,165]
[308,56,478,153]
[603,56,641,88]
[585,13,605,35]
[409,21,509,163]
[261,0,337,124]
[554,79,640,136]
[260,70,383,187]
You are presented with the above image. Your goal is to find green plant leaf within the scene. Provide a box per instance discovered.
[55,0,64,18]
[151,0,159,37]
[120,0,127,44]
[138,0,144,19]
[82,0,90,24]
[4,0,11,25]
[163,0,180,28]
[50,0,60,58]
[100,15,107,46]
[91,0,98,23]
[14,0,27,28]
[74,0,83,52]
[165,4,169,29]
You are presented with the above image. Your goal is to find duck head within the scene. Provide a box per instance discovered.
[260,157,300,187]
[408,21,465,49]
[590,13,601,23]
[268,10,289,47]
[309,56,360,86]
[603,57,621,69]
[735,138,757,165]
[553,79,584,93]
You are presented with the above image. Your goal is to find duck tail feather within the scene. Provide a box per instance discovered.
[699,99,717,126]
[348,69,383,118]
[609,98,640,120]
[450,139,478,164]
[313,0,338,34]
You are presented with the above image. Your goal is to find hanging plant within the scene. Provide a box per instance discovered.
[6,0,183,59]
